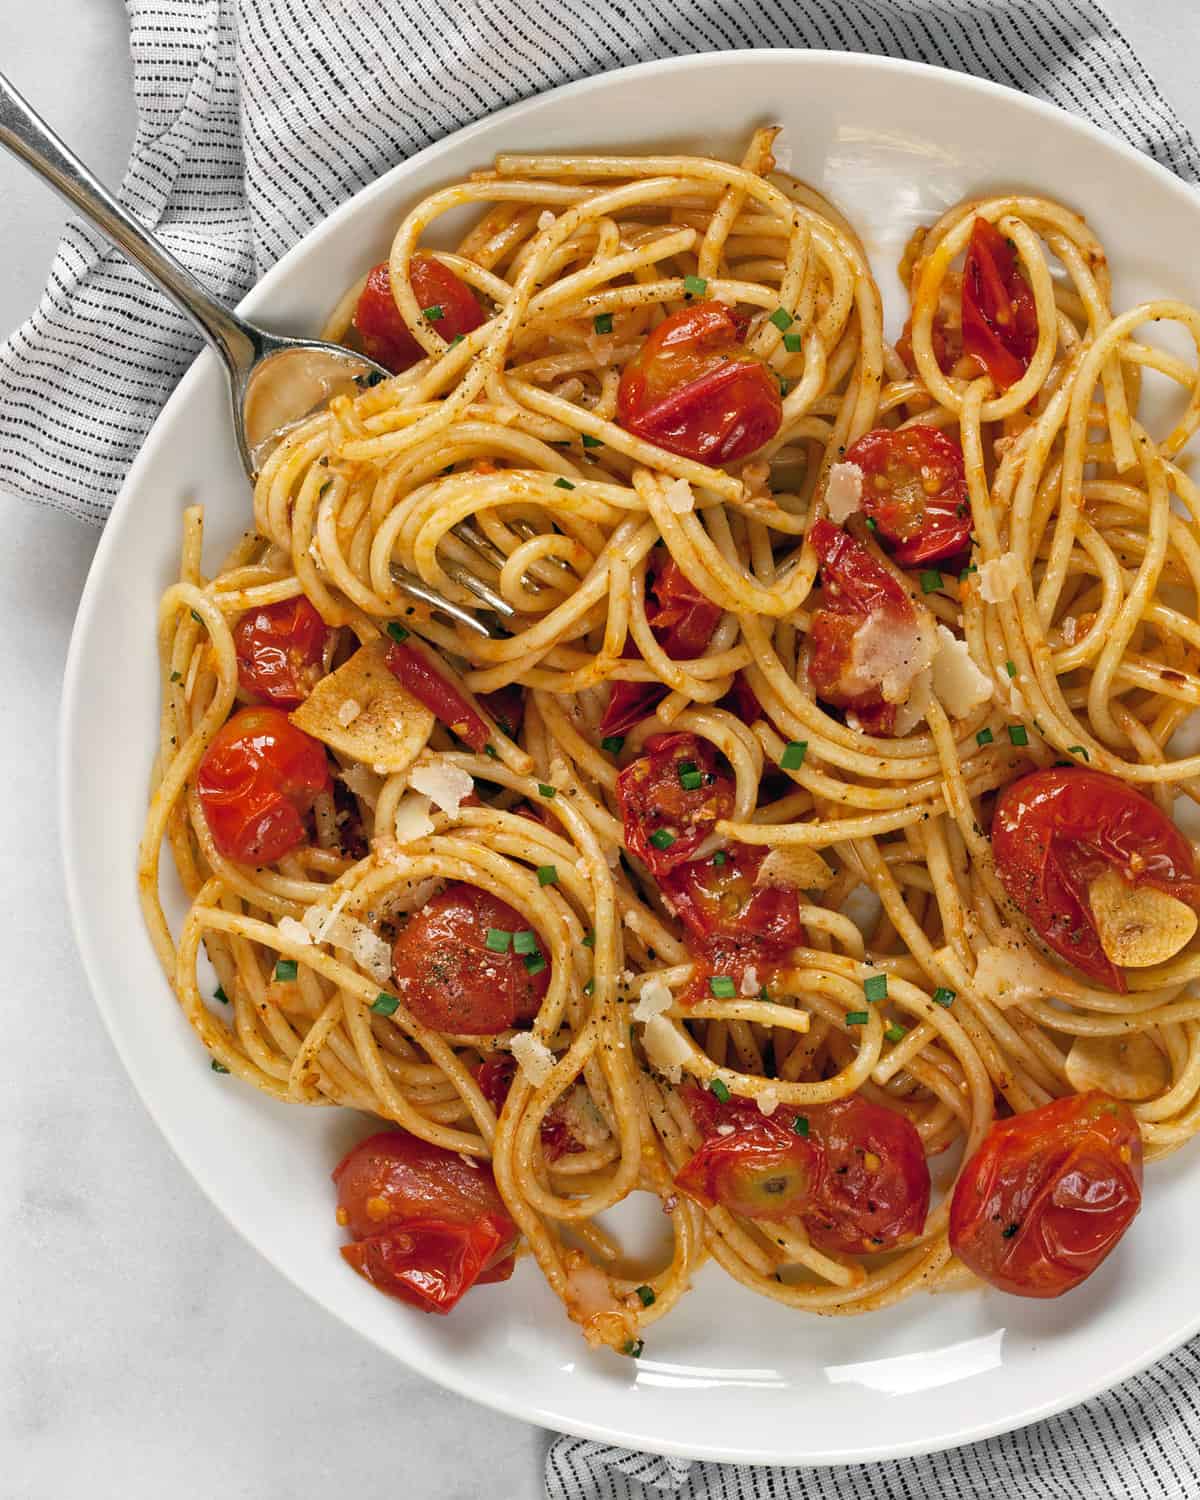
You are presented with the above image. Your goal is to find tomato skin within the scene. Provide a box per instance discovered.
[802,1095,931,1255]
[333,1130,518,1313]
[807,518,919,737]
[196,706,330,863]
[961,217,1039,392]
[233,596,329,709]
[616,732,735,877]
[477,682,524,741]
[949,1092,1143,1298]
[391,882,550,1034]
[845,427,972,566]
[992,768,1200,989]
[617,301,783,464]
[476,1053,581,1162]
[353,256,484,374]
[675,1087,825,1221]
[600,557,723,736]
[385,641,490,752]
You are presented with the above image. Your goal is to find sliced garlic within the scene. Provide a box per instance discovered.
[291,639,434,773]
[1088,869,1197,969]
[754,845,834,893]
[1065,1031,1169,1101]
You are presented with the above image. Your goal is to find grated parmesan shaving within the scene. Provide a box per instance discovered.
[336,698,363,727]
[409,757,474,816]
[845,610,937,705]
[343,919,393,983]
[931,625,994,717]
[756,1086,780,1117]
[824,461,864,523]
[560,1086,611,1149]
[716,1123,736,1136]
[302,888,351,943]
[633,976,674,1021]
[978,552,1023,604]
[740,966,760,997]
[642,1013,691,1083]
[394,793,435,843]
[509,1031,556,1087]
[340,763,381,805]
[663,478,695,514]
[276,916,313,947]
[537,210,555,231]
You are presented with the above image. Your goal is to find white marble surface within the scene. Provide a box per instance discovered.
[3,4,1199,1495]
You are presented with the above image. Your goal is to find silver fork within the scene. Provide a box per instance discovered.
[0,70,513,639]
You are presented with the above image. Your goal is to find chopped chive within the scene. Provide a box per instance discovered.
[648,828,676,851]
[976,727,994,746]
[759,985,770,1002]
[683,274,708,296]
[524,951,547,976]
[709,1077,732,1101]
[513,930,538,955]
[885,1024,908,1044]
[485,928,512,953]
[190,609,203,625]
[449,334,465,347]
[777,374,790,397]
[780,740,808,770]
[386,622,410,643]
[1008,724,1029,747]
[712,851,727,866]
[636,1284,656,1307]
[679,769,703,790]
[536,864,559,886]
[554,477,576,491]
[709,976,736,998]
[371,992,400,1016]
[769,306,793,332]
[863,973,888,1003]
[581,433,603,448]
[213,985,229,1005]
[1068,745,1090,761]
[582,930,595,948]
[623,1339,645,1358]
[318,480,331,498]
[484,744,498,758]
[274,959,298,982]
[865,516,879,531]
[600,735,625,754]
[920,569,944,594]
[783,332,803,353]
[169,670,182,683]
[677,758,698,776]
[583,978,595,996]
[1002,1222,1020,1239]
[1005,660,1017,678]
[932,987,956,1008]
[845,1010,869,1027]
[960,564,978,581]
[538,783,557,798]
[793,1115,810,1138]
[422,304,445,321]
[211,1059,230,1074]
[593,312,614,335]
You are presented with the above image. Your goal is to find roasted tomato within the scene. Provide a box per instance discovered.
[675,1086,824,1221]
[807,518,926,737]
[961,217,1038,392]
[616,732,734,877]
[385,640,491,752]
[600,556,723,736]
[476,1053,582,1162]
[802,1094,931,1255]
[845,426,971,566]
[992,767,1200,989]
[662,843,804,1002]
[196,706,330,863]
[616,300,782,464]
[333,1129,518,1313]
[477,682,524,740]
[719,670,764,726]
[390,882,550,1034]
[353,256,485,374]
[233,596,329,709]
[949,1092,1143,1298]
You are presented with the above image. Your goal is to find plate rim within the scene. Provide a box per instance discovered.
[58,46,1200,1466]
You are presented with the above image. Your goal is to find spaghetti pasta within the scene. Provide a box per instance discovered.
[140,130,1200,1348]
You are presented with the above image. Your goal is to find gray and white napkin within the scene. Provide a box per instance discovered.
[5,2,1200,1496]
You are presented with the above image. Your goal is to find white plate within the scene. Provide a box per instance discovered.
[61,51,1200,1466]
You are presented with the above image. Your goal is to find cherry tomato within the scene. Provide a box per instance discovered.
[385,640,490,752]
[961,217,1038,392]
[801,1094,931,1255]
[600,556,723,736]
[845,426,971,566]
[719,671,764,726]
[196,706,330,863]
[675,1086,824,1221]
[949,1091,1143,1298]
[333,1129,518,1313]
[896,310,961,379]
[992,767,1200,989]
[477,682,524,740]
[616,301,782,464]
[476,1053,581,1162]
[616,732,734,877]
[233,596,329,709]
[390,882,550,1034]
[353,256,484,374]
[807,518,920,737]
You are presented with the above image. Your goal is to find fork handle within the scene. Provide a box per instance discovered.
[0,68,255,374]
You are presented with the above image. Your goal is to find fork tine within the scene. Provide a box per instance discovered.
[443,560,517,617]
[388,564,507,638]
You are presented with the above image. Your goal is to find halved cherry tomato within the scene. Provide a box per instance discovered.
[807,518,921,737]
[333,1129,518,1313]
[617,300,782,464]
[675,1086,824,1221]
[385,641,490,752]
[845,426,971,566]
[961,217,1038,392]
[476,1053,581,1162]
[391,882,550,1034]
[196,706,330,863]
[992,767,1200,989]
[616,732,734,877]
[233,596,329,709]
[600,556,723,736]
[801,1094,931,1255]
[949,1091,1142,1298]
[478,682,524,740]
[895,309,961,380]
[353,256,485,374]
